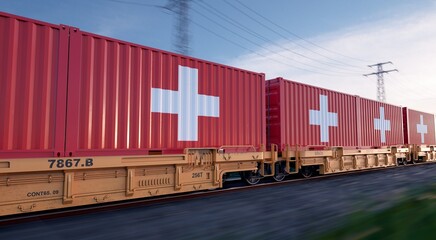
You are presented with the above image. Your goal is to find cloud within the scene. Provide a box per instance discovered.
[227,6,436,114]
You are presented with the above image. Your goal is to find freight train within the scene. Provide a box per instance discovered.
[1,12,435,216]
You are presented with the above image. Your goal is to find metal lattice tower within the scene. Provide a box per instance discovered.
[166,0,190,55]
[364,62,398,102]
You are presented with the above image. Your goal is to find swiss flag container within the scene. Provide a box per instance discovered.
[0,11,265,158]
[403,108,436,145]
[65,29,266,156]
[357,97,404,146]
[266,78,359,150]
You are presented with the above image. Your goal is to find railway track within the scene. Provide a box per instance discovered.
[1,161,435,227]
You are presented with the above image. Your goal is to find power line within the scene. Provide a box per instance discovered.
[190,21,318,75]
[109,0,309,73]
[190,7,349,76]
[232,0,373,64]
[387,73,435,98]
[196,1,365,75]
[107,0,368,76]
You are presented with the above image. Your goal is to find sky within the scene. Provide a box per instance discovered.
[1,0,436,114]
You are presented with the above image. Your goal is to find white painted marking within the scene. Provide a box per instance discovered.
[374,107,391,143]
[309,95,338,142]
[151,65,219,141]
[416,115,428,143]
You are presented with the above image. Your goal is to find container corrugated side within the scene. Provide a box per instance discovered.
[0,12,69,158]
[65,29,266,156]
[403,108,436,145]
[266,78,358,150]
[357,97,403,146]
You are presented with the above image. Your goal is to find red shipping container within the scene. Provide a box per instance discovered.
[403,108,436,145]
[65,29,266,156]
[266,78,358,150]
[357,97,403,146]
[0,12,69,158]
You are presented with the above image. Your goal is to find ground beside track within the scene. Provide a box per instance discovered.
[315,184,435,239]
[1,164,435,240]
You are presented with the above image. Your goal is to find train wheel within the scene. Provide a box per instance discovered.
[243,171,261,185]
[403,159,408,165]
[411,158,417,164]
[300,166,314,178]
[273,162,286,182]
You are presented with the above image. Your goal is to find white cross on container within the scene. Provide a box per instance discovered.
[151,65,220,141]
[309,95,338,143]
[416,115,428,144]
[374,106,391,143]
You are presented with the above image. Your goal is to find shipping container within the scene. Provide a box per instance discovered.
[0,12,69,158]
[266,78,359,150]
[0,12,265,158]
[64,29,266,156]
[357,97,403,146]
[402,108,436,145]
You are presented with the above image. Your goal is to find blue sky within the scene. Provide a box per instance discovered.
[1,0,436,113]
[1,0,432,61]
